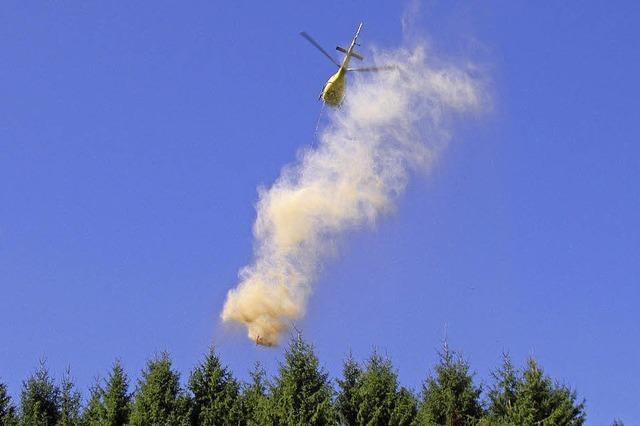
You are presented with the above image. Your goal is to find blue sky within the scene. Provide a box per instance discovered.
[1,1,638,424]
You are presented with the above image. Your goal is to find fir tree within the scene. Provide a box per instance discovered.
[80,380,105,426]
[129,353,187,426]
[505,358,585,426]
[335,353,361,426]
[56,369,81,426]
[20,360,60,426]
[0,380,18,426]
[269,333,335,425]
[486,353,519,422]
[102,361,130,426]
[241,362,270,426]
[187,347,241,426]
[414,345,483,426]
[390,387,418,426]
[355,352,404,425]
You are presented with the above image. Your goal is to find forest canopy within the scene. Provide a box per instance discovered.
[0,335,592,426]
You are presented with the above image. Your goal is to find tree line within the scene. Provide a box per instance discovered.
[0,334,594,425]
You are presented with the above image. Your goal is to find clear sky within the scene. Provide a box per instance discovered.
[1,2,638,424]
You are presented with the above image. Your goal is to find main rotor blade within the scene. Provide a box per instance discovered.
[300,32,340,67]
[347,65,397,72]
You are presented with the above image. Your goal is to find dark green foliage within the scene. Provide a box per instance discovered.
[335,353,361,426]
[80,380,105,426]
[415,345,483,426]
[0,380,18,426]
[20,361,60,426]
[129,353,187,426]
[611,419,624,426]
[187,347,241,426]
[487,353,518,421]
[173,395,191,426]
[241,363,270,426]
[103,360,131,426]
[102,361,130,426]
[334,351,417,426]
[269,334,335,425]
[355,352,416,426]
[487,357,585,426]
[79,361,130,426]
[57,370,81,426]
[390,387,417,426]
[3,340,589,425]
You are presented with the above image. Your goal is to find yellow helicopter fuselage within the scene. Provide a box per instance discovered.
[321,68,347,107]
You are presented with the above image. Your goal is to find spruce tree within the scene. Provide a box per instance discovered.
[129,352,187,426]
[0,380,18,426]
[504,358,585,426]
[187,347,241,426]
[486,353,518,422]
[269,333,334,425]
[355,352,410,425]
[390,387,418,426]
[335,353,361,426]
[56,369,81,426]
[102,361,130,426]
[80,380,105,426]
[414,346,483,426]
[241,362,270,426]
[20,360,60,426]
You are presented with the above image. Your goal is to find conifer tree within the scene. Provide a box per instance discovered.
[102,360,130,426]
[20,360,60,426]
[503,358,585,426]
[414,345,483,426]
[80,380,105,426]
[187,347,241,426]
[129,353,188,426]
[355,352,409,425]
[56,369,81,426]
[269,333,334,425]
[390,387,417,426]
[335,353,361,426]
[486,353,518,422]
[0,380,18,426]
[241,362,270,426]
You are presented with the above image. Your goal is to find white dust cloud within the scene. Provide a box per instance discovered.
[221,43,483,346]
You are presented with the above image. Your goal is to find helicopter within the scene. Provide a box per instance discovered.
[300,22,394,107]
